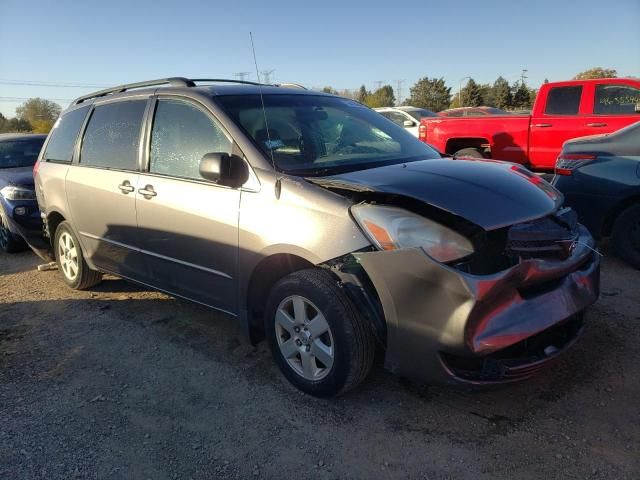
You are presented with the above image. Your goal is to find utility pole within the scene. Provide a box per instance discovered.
[374,80,385,90]
[261,69,275,84]
[395,79,405,106]
[520,69,528,85]
[234,72,251,82]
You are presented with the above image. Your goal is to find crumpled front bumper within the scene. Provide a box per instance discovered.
[0,199,49,258]
[354,225,600,386]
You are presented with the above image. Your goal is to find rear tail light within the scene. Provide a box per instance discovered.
[555,153,597,176]
[418,123,427,142]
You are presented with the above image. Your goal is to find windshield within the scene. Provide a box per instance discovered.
[0,138,45,168]
[403,108,438,120]
[215,94,440,176]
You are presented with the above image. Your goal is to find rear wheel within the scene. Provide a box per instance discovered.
[265,268,375,397]
[611,204,640,269]
[0,215,25,253]
[454,147,485,159]
[54,221,102,289]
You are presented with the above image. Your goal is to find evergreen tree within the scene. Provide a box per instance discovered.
[356,85,369,103]
[405,77,451,111]
[460,79,482,107]
[492,76,512,109]
[512,81,532,109]
[363,85,396,108]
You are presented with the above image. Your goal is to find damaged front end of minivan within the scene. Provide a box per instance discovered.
[313,159,600,386]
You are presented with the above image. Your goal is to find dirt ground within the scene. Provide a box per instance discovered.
[1,247,639,480]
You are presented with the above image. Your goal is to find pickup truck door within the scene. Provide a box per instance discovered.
[581,81,640,136]
[528,85,590,170]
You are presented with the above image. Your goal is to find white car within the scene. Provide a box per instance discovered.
[374,106,438,137]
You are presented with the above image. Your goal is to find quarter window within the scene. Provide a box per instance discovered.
[545,86,582,115]
[149,99,232,180]
[43,106,89,163]
[80,100,146,170]
[594,84,640,114]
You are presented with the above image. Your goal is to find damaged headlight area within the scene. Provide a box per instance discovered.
[351,204,474,263]
[0,185,36,201]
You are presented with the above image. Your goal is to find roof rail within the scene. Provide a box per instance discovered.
[73,77,195,105]
[275,83,307,90]
[190,78,266,86]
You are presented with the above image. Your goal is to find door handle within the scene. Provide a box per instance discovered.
[138,185,157,198]
[118,181,135,194]
[586,122,607,127]
[533,123,552,128]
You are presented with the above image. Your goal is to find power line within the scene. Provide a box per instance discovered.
[0,96,73,103]
[395,79,405,106]
[0,79,108,88]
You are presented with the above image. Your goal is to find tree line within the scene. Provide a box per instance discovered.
[320,67,619,112]
[0,98,61,134]
[0,68,619,134]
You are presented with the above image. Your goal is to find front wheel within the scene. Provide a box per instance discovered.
[265,269,375,397]
[611,204,640,269]
[54,221,102,289]
[453,147,485,159]
[0,215,25,253]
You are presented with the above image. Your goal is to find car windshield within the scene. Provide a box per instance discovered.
[0,138,45,168]
[403,108,438,120]
[215,94,440,176]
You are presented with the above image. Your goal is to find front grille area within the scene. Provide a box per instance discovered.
[440,315,583,382]
[454,208,581,275]
[507,208,579,259]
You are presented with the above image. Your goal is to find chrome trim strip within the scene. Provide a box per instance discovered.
[79,231,233,280]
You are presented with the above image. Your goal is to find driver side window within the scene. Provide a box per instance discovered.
[150,99,232,180]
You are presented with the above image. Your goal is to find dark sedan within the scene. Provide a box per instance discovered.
[552,121,640,268]
[0,133,47,253]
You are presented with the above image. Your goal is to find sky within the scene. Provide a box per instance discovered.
[1,0,639,117]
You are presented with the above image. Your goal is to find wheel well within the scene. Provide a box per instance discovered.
[46,211,66,245]
[246,254,315,341]
[445,138,490,156]
[602,195,640,237]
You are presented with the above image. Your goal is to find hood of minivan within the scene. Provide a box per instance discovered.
[311,159,561,230]
[0,166,35,188]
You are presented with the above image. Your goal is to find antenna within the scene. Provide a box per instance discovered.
[249,32,276,172]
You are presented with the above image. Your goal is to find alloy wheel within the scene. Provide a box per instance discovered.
[58,231,79,281]
[275,295,334,381]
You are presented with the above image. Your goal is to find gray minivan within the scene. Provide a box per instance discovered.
[35,78,600,397]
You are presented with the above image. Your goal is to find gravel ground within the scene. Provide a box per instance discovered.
[1,248,639,479]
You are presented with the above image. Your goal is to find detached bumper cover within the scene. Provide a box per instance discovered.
[354,225,600,385]
[0,200,49,258]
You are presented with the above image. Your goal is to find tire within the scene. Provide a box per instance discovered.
[264,268,375,397]
[54,221,102,289]
[611,204,640,269]
[454,147,485,159]
[0,214,25,253]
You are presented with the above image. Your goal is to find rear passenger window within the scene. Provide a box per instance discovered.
[545,86,582,115]
[43,106,89,163]
[594,85,640,114]
[80,100,146,170]
[149,99,232,180]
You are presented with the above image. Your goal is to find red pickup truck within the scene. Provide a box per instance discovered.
[419,78,640,171]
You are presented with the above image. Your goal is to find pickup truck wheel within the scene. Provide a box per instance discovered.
[454,147,485,159]
[54,221,102,289]
[611,204,640,269]
[264,268,375,397]
[0,215,25,253]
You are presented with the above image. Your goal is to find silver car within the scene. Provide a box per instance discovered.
[34,78,600,397]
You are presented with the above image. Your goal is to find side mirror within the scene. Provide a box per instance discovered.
[403,120,416,127]
[199,152,249,188]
